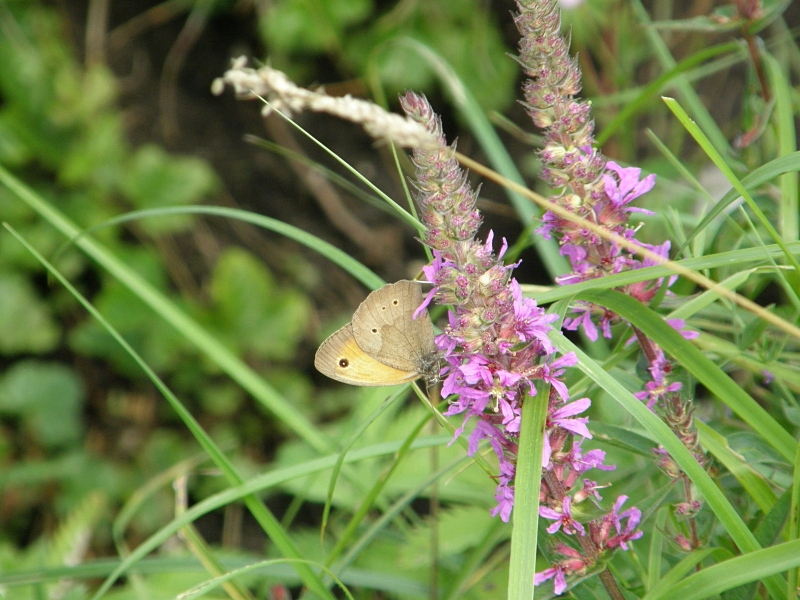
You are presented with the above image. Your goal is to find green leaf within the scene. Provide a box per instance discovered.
[69,282,190,377]
[120,144,219,233]
[262,0,373,53]
[0,360,83,448]
[367,15,517,113]
[697,423,778,514]
[0,273,60,354]
[401,506,498,566]
[207,247,311,360]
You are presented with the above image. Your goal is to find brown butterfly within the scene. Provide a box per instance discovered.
[314,280,439,386]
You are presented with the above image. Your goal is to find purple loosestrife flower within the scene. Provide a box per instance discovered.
[534,542,593,595]
[516,0,686,416]
[401,90,634,596]
[633,346,682,409]
[603,162,656,215]
[599,496,644,551]
[215,24,702,594]
[542,397,592,466]
[514,0,654,593]
[399,92,594,525]
[540,496,586,535]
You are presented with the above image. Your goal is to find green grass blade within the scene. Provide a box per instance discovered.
[333,453,473,576]
[320,387,406,545]
[646,509,669,592]
[326,404,432,568]
[507,384,548,600]
[444,518,509,600]
[643,540,800,600]
[789,441,800,599]
[663,97,800,274]
[646,549,721,598]
[99,436,451,600]
[270,108,424,233]
[64,205,384,291]
[696,421,778,513]
[0,166,346,457]
[178,559,354,600]
[764,51,799,242]
[530,240,800,305]
[245,135,406,219]
[677,151,800,252]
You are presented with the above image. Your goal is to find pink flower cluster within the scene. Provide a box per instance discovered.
[421,240,562,521]
[536,496,643,594]
[401,92,610,523]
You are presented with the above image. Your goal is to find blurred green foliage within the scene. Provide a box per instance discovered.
[261,0,518,113]
[205,247,311,361]
[0,2,316,587]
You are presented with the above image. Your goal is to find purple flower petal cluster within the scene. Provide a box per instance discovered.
[633,345,682,409]
[536,495,643,593]
[424,234,562,523]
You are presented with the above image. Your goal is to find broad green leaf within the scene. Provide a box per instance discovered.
[120,145,219,234]
[0,273,59,354]
[206,247,311,361]
[0,360,83,448]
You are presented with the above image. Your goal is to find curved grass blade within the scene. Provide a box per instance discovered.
[265,105,424,233]
[679,151,800,253]
[96,435,453,600]
[332,453,473,576]
[764,52,798,243]
[663,97,800,274]
[245,135,405,219]
[696,421,778,514]
[177,559,354,600]
[320,387,407,552]
[59,205,384,291]
[0,167,340,458]
[531,240,800,305]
